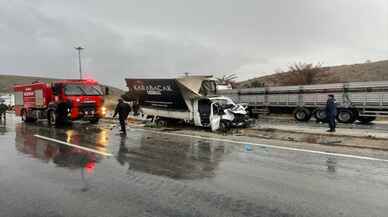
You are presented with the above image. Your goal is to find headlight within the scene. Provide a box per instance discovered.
[101,107,107,115]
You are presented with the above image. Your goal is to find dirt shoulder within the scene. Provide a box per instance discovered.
[242,125,388,151]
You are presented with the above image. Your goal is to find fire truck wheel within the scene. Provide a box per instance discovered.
[21,109,35,123]
[294,108,312,122]
[48,110,57,126]
[21,110,27,122]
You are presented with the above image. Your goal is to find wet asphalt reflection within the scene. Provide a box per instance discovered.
[1,114,388,217]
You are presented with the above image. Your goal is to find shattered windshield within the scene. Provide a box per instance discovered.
[64,84,103,96]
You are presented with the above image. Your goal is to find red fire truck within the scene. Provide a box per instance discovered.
[13,79,107,126]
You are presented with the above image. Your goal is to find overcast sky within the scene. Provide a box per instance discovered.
[0,0,387,88]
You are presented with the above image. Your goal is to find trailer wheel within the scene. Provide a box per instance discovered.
[294,108,311,122]
[337,109,356,124]
[314,109,327,122]
[357,116,376,124]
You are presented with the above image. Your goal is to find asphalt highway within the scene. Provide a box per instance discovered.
[1,114,388,217]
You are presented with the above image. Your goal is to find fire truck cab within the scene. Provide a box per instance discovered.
[14,79,107,126]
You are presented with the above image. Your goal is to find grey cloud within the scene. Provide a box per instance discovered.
[0,0,387,87]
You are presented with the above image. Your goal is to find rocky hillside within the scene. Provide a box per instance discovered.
[240,60,388,88]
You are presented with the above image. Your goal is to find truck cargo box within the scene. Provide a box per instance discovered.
[126,79,188,110]
[125,76,217,112]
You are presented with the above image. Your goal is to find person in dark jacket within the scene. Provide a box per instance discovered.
[0,100,7,120]
[113,99,131,134]
[326,95,337,132]
[132,100,140,116]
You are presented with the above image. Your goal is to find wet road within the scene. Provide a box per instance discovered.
[259,115,388,132]
[1,114,388,217]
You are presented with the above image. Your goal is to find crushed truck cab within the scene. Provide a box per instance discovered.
[14,79,106,126]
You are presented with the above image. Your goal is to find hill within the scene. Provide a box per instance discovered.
[0,74,124,110]
[240,60,388,88]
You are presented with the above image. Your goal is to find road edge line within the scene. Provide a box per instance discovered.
[34,134,112,157]
[130,128,388,163]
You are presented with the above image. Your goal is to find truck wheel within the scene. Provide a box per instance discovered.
[48,110,57,126]
[337,109,356,124]
[21,109,27,122]
[155,118,168,127]
[21,109,36,123]
[294,108,311,122]
[219,120,230,133]
[314,109,327,122]
[357,116,376,124]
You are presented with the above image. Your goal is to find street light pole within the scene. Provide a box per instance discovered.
[75,46,84,80]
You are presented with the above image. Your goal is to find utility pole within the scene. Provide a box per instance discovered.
[75,46,84,80]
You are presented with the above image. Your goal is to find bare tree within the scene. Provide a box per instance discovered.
[279,63,323,86]
[249,80,265,88]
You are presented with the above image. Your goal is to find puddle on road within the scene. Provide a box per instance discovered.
[14,123,107,171]
[115,134,229,180]
[11,121,232,181]
[326,157,337,173]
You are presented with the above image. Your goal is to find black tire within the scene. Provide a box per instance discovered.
[337,109,357,124]
[294,108,312,122]
[357,116,376,124]
[21,109,27,122]
[219,120,230,133]
[21,109,36,123]
[155,118,168,127]
[314,109,328,122]
[241,115,251,128]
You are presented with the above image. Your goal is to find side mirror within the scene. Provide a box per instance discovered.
[105,86,110,95]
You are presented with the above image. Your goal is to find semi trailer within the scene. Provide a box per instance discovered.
[125,76,248,131]
[13,79,107,126]
[219,81,388,124]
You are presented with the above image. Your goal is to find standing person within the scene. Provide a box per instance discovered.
[133,100,140,116]
[0,99,7,120]
[326,94,337,132]
[113,99,131,134]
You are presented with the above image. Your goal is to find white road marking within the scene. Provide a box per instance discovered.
[34,134,112,157]
[130,128,388,163]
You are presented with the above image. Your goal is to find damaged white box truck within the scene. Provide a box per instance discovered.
[125,76,249,131]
